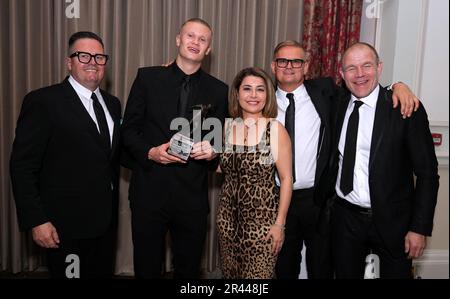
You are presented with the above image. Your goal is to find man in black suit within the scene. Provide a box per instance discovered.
[329,42,439,278]
[122,18,228,279]
[272,40,419,279]
[10,32,121,278]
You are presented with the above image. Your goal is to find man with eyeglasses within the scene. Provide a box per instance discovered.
[10,31,121,278]
[271,40,419,279]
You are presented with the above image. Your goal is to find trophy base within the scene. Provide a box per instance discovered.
[168,133,194,161]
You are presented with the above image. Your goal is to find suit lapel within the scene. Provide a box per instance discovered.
[304,81,330,123]
[304,80,331,181]
[61,79,111,158]
[335,93,351,147]
[369,86,389,171]
[161,67,181,124]
[191,71,214,116]
[327,91,349,168]
[189,70,207,106]
[101,90,120,157]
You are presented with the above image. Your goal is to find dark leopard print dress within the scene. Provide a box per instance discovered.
[217,120,280,279]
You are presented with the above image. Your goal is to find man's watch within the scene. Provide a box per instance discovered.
[388,81,403,91]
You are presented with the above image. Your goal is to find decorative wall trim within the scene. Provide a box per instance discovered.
[431,121,450,127]
[373,1,383,52]
[413,249,449,279]
[414,0,429,95]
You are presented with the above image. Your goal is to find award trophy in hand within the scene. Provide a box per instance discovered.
[168,104,212,161]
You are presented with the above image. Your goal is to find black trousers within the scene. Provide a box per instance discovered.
[275,188,333,279]
[131,200,207,279]
[331,198,412,279]
[46,226,115,279]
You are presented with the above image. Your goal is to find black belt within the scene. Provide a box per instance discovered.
[292,187,315,198]
[336,196,372,215]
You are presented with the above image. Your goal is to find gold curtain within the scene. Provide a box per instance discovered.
[0,0,304,276]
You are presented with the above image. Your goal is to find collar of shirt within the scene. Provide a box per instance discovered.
[349,84,380,109]
[68,75,114,144]
[276,84,308,109]
[170,61,202,86]
[68,75,101,100]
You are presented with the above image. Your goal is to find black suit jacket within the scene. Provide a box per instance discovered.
[10,78,122,240]
[122,64,228,213]
[302,77,339,207]
[329,86,439,255]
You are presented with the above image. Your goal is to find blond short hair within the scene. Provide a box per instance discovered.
[273,40,303,60]
[180,18,212,34]
[342,42,380,70]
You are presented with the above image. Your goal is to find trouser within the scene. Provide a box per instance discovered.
[46,226,115,279]
[332,197,412,279]
[131,200,207,279]
[276,187,333,279]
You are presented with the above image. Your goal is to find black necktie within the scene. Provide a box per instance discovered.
[285,93,296,183]
[340,100,364,196]
[91,93,111,150]
[178,76,190,118]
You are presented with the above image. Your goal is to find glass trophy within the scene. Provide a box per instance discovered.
[168,104,211,161]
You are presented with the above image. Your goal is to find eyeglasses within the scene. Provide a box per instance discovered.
[275,58,305,68]
[69,51,109,65]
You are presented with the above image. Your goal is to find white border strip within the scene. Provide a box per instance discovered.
[413,249,449,279]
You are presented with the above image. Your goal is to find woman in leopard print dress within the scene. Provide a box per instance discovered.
[217,67,293,279]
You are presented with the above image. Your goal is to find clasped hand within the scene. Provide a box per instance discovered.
[148,140,216,164]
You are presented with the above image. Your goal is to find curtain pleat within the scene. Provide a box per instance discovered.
[302,0,362,83]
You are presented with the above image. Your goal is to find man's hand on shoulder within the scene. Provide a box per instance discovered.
[161,60,175,67]
[391,82,420,119]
